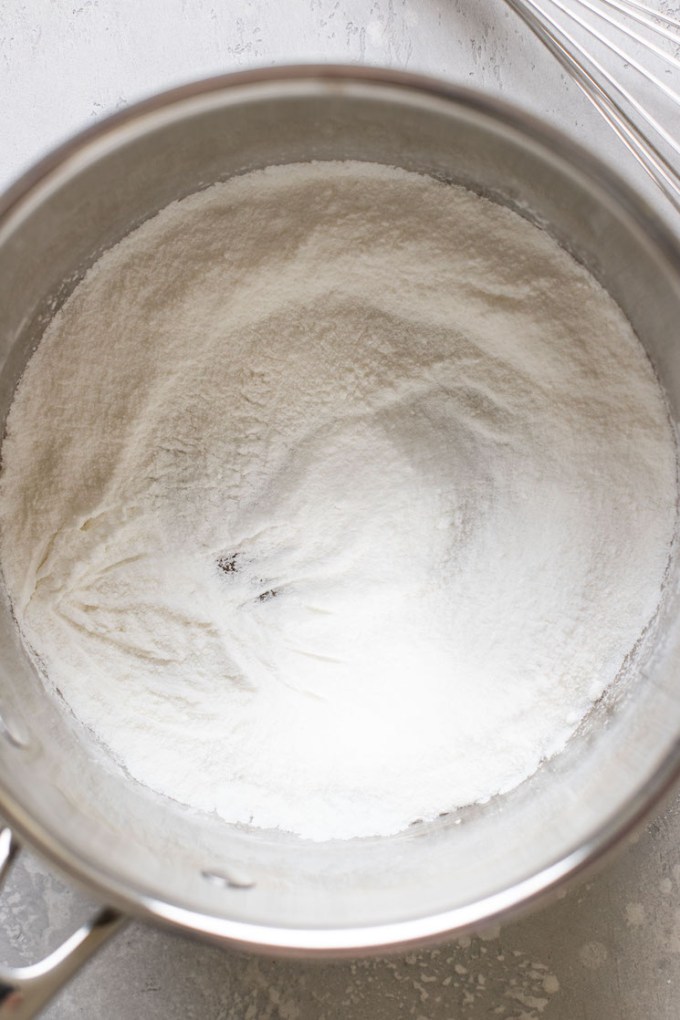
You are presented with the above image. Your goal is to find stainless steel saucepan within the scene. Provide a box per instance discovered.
[0,66,680,1018]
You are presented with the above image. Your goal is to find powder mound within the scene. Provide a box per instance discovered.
[0,161,676,840]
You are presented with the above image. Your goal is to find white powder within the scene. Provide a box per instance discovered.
[0,161,676,841]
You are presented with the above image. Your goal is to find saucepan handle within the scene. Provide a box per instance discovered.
[0,828,124,1018]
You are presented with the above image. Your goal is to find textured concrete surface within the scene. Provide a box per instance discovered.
[1,0,680,1017]
[1,804,680,1019]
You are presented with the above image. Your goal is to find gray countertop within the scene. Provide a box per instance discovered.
[1,0,680,1016]
[2,799,680,1019]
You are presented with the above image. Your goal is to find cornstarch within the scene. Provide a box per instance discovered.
[0,161,676,840]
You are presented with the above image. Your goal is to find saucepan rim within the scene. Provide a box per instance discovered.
[1,63,680,955]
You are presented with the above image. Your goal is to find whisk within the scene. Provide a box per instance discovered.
[504,0,680,212]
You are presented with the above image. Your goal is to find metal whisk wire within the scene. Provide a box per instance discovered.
[504,0,680,213]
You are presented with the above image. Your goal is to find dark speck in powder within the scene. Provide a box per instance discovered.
[217,553,239,574]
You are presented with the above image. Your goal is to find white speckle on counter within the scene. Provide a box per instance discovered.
[544,974,560,994]
[579,942,609,970]
[625,903,647,928]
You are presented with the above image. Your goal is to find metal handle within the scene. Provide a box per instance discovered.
[0,828,124,1019]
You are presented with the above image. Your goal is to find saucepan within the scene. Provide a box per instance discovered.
[0,66,680,1018]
